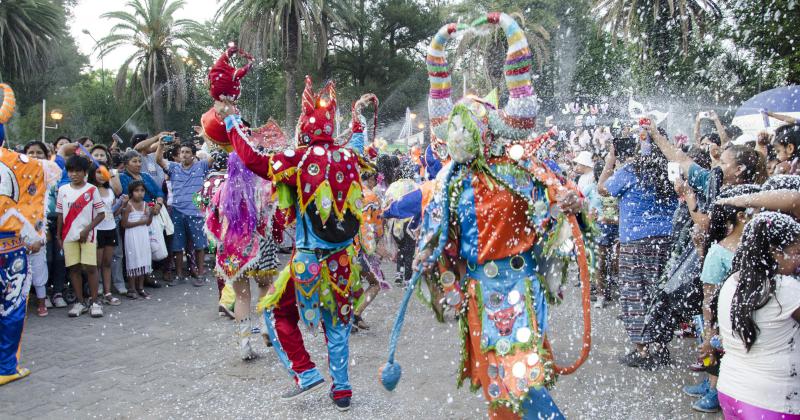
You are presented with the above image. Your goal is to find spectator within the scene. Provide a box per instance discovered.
[599,131,678,369]
[22,141,52,316]
[132,132,170,189]
[156,140,212,285]
[118,150,165,204]
[121,181,158,299]
[590,159,618,309]
[716,212,800,418]
[682,184,760,413]
[88,166,123,307]
[76,136,94,149]
[56,156,106,318]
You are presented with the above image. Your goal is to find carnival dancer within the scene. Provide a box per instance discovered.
[205,151,279,360]
[216,76,366,411]
[0,83,60,385]
[379,14,593,419]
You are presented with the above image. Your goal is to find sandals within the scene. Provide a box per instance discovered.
[126,291,138,300]
[137,289,151,300]
[104,293,121,306]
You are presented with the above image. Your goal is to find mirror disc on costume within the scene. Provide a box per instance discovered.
[332,151,341,162]
[340,304,351,315]
[526,353,540,366]
[487,364,498,378]
[529,366,542,382]
[313,146,325,156]
[483,261,499,278]
[487,292,504,309]
[308,263,320,275]
[440,271,456,286]
[304,309,316,321]
[307,164,320,176]
[516,327,532,343]
[11,257,24,273]
[488,383,501,398]
[329,260,339,271]
[481,335,489,347]
[445,290,461,306]
[507,290,521,306]
[496,338,511,355]
[294,262,306,274]
[338,255,349,266]
[284,149,295,157]
[508,144,525,161]
[336,172,344,183]
[510,255,525,271]
[512,362,526,379]
[321,197,332,209]
[516,378,528,392]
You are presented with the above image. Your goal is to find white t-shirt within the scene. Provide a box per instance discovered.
[717,272,800,414]
[96,188,117,231]
[55,183,104,242]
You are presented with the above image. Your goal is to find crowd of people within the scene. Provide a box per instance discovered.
[2,14,798,417]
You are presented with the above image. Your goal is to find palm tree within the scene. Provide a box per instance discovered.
[593,0,722,55]
[97,0,208,130]
[217,0,345,127]
[0,0,63,81]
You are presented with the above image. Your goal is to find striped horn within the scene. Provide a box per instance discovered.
[426,22,469,141]
[471,12,538,140]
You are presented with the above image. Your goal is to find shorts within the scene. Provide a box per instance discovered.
[63,241,97,267]
[170,209,207,252]
[96,229,118,248]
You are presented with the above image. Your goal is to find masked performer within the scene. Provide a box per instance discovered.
[379,13,593,419]
[0,83,60,385]
[217,77,366,411]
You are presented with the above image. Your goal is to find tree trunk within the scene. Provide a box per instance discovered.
[285,9,300,133]
[152,82,165,131]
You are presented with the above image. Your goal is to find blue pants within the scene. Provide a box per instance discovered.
[0,237,28,376]
[263,279,352,400]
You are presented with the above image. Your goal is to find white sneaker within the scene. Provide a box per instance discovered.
[44,297,53,308]
[594,296,605,309]
[68,302,87,318]
[90,301,103,318]
[52,294,67,308]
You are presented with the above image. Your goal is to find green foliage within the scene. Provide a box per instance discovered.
[0,0,64,82]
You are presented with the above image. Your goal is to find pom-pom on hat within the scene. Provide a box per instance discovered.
[208,45,254,102]
[296,76,337,145]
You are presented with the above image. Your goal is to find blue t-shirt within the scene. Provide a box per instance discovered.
[54,155,70,187]
[119,171,163,203]
[168,160,209,217]
[700,243,734,285]
[604,164,677,243]
[687,163,722,213]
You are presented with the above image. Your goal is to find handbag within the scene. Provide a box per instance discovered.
[148,214,168,261]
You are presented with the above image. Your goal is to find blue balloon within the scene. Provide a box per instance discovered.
[0,123,5,147]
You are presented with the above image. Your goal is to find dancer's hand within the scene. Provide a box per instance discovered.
[413,248,435,274]
[558,190,583,214]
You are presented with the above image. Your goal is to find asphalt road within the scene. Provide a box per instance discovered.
[1,258,721,419]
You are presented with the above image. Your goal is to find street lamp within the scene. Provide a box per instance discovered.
[41,100,63,141]
[410,112,417,120]
[82,29,105,87]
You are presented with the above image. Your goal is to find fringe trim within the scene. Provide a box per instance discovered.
[126,265,152,277]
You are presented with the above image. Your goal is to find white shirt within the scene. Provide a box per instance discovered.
[577,172,595,192]
[718,272,800,414]
[96,188,117,231]
[56,183,104,242]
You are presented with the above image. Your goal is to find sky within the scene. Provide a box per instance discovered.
[70,0,219,70]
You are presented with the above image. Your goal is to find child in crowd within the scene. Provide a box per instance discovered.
[682,184,760,413]
[716,212,800,418]
[56,156,106,318]
[89,166,123,306]
[121,180,157,300]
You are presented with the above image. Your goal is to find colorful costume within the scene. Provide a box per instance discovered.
[0,97,60,384]
[226,77,367,403]
[380,13,592,419]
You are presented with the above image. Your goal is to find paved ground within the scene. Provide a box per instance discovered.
[1,258,722,419]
